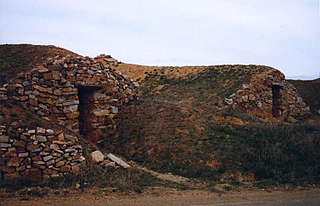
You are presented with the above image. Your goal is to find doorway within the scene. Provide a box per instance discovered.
[272,83,284,117]
[78,86,101,142]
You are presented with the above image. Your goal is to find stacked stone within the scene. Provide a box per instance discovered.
[0,86,7,100]
[95,54,119,67]
[225,68,310,120]
[0,125,85,182]
[5,55,138,136]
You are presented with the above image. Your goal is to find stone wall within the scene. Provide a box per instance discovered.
[4,55,138,142]
[0,125,85,182]
[225,69,310,120]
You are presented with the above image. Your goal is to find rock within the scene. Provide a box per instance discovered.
[71,164,80,173]
[7,157,23,167]
[286,116,298,123]
[60,165,71,173]
[37,135,47,142]
[6,148,17,157]
[37,127,46,134]
[46,129,54,135]
[0,166,15,173]
[90,150,104,163]
[63,105,78,113]
[224,98,233,105]
[94,109,110,116]
[13,140,25,147]
[106,153,131,168]
[0,143,11,148]
[110,106,118,114]
[38,66,49,73]
[24,168,42,182]
[56,161,65,167]
[44,168,59,175]
[43,155,53,162]
[50,144,60,151]
[18,152,29,158]
[0,136,9,143]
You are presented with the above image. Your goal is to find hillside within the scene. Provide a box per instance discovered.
[1,44,319,190]
[0,44,80,85]
[108,66,320,183]
[288,78,320,113]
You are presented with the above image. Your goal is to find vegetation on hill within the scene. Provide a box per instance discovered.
[108,68,320,185]
[1,44,319,190]
[288,78,320,113]
[0,44,79,85]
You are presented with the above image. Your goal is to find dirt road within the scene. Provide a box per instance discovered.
[2,187,320,206]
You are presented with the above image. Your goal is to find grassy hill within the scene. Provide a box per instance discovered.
[1,44,319,187]
[288,78,320,113]
[108,67,320,184]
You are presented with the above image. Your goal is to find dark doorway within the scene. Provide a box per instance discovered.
[78,86,100,142]
[272,83,284,117]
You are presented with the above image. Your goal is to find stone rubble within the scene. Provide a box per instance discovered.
[0,125,85,182]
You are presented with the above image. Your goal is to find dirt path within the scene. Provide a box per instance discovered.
[2,187,320,206]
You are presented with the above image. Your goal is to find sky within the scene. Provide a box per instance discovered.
[0,0,319,79]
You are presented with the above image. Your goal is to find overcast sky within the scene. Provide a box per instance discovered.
[0,0,319,79]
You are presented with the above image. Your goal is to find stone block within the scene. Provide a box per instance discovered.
[36,135,47,142]
[56,161,65,167]
[24,168,42,182]
[7,157,23,167]
[37,127,46,134]
[0,143,11,148]
[18,152,29,158]
[60,165,71,173]
[90,150,104,163]
[13,140,26,147]
[43,155,53,162]
[0,136,9,143]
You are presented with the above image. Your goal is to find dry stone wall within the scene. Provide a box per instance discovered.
[4,55,138,142]
[0,125,85,182]
[225,68,310,120]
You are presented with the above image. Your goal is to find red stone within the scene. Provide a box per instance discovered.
[13,140,25,147]
[0,166,15,173]
[24,168,42,182]
[60,165,71,173]
[31,155,42,161]
[44,168,58,175]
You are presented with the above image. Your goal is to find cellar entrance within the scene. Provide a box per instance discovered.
[78,86,101,142]
[272,83,284,117]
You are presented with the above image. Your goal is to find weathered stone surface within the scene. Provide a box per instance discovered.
[63,105,78,113]
[6,147,17,157]
[93,109,110,116]
[18,152,29,158]
[43,155,53,162]
[0,143,11,148]
[71,164,80,174]
[37,127,46,134]
[7,157,23,167]
[13,140,25,147]
[49,143,59,151]
[60,165,71,172]
[37,135,47,142]
[38,66,49,73]
[56,161,65,167]
[24,168,42,182]
[0,136,9,143]
[90,150,104,163]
